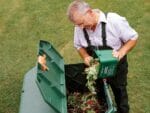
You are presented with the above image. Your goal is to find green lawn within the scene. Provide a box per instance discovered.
[0,0,149,113]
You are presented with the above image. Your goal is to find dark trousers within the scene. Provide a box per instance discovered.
[65,57,129,113]
[111,59,129,113]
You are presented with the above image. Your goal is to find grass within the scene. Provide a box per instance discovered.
[0,0,149,113]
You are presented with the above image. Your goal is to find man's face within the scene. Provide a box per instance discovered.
[73,10,96,30]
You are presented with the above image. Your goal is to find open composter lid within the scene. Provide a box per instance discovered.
[36,40,67,113]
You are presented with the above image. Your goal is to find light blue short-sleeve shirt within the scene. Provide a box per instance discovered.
[74,10,138,50]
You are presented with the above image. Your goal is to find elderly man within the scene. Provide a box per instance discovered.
[66,0,138,113]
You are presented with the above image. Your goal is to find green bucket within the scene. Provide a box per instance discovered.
[94,50,119,78]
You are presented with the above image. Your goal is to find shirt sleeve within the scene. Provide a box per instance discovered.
[114,15,138,43]
[74,27,84,50]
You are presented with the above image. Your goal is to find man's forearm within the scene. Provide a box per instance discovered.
[113,39,137,60]
[78,47,90,59]
[119,39,137,55]
[77,47,93,66]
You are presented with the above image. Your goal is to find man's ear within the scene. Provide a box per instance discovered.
[86,9,94,16]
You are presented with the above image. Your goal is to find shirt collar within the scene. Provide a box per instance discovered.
[94,9,107,24]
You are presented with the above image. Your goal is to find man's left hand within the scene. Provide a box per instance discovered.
[112,50,125,60]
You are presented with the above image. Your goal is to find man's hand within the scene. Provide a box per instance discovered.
[112,39,137,60]
[112,50,125,60]
[84,56,93,66]
[38,54,49,71]
[77,47,94,66]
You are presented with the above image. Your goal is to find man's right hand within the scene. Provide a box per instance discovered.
[84,56,93,66]
[78,47,93,66]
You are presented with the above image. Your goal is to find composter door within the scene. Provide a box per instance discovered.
[36,40,67,113]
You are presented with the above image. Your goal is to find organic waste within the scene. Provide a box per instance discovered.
[67,59,107,113]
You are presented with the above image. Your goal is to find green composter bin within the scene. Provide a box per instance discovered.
[19,40,118,113]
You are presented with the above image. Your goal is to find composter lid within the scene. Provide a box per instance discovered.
[36,40,67,113]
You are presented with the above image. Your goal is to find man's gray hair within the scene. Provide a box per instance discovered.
[67,0,91,22]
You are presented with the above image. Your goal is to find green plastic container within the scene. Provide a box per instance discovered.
[94,50,119,78]
[36,40,116,113]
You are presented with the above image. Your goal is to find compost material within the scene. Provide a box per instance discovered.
[67,59,107,113]
[67,92,107,113]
